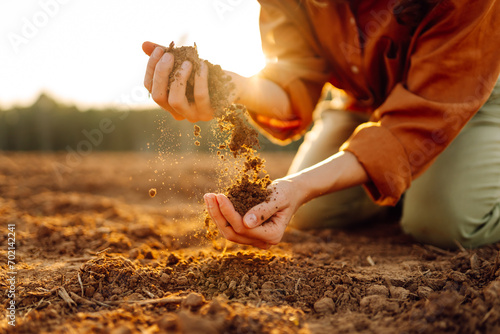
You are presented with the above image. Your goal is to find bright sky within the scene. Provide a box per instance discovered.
[0,0,265,109]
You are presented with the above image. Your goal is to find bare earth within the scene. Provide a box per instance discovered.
[1,152,500,334]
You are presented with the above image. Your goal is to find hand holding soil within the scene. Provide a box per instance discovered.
[142,41,233,122]
[204,178,302,249]
[143,41,277,248]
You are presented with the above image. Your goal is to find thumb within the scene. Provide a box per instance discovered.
[142,41,164,56]
[243,201,277,229]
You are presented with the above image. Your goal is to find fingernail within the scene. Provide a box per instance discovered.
[204,194,214,208]
[153,47,164,58]
[161,52,171,63]
[216,194,225,203]
[244,213,257,228]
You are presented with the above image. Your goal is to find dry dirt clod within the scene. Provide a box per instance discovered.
[261,281,275,290]
[417,286,433,299]
[194,124,201,137]
[314,297,335,314]
[389,286,410,300]
[366,284,389,297]
[182,292,206,309]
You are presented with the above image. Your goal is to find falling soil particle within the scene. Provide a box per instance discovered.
[149,188,157,198]
[162,42,272,218]
[194,124,201,137]
[194,141,200,146]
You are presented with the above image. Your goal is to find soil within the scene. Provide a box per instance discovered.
[1,152,500,334]
[164,43,271,217]
[162,42,234,115]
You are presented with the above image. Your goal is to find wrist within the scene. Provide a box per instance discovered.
[224,71,242,103]
[285,151,369,204]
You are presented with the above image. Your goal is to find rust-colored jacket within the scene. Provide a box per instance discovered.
[252,0,500,205]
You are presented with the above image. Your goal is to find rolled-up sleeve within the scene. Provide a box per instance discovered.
[252,0,330,142]
[340,0,500,205]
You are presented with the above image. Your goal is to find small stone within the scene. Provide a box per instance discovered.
[143,249,155,259]
[111,287,123,295]
[390,286,410,300]
[167,253,180,265]
[417,286,433,299]
[262,281,275,290]
[366,285,389,297]
[177,276,189,285]
[160,273,169,284]
[314,297,335,314]
[182,293,205,309]
[341,275,353,285]
[449,270,467,283]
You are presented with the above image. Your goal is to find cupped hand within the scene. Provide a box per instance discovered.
[203,178,302,249]
[142,41,213,122]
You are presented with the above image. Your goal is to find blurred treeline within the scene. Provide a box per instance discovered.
[0,94,301,152]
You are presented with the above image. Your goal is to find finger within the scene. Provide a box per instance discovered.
[168,60,197,120]
[194,61,213,121]
[243,199,282,229]
[144,47,165,92]
[151,53,184,120]
[216,194,244,230]
[142,41,165,56]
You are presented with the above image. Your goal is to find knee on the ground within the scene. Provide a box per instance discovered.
[401,204,500,249]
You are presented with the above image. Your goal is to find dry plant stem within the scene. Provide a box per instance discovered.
[102,296,184,306]
[58,287,77,308]
[69,291,95,306]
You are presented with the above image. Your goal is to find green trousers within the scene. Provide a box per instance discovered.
[288,79,500,249]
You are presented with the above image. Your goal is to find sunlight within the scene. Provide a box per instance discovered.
[0,1,265,108]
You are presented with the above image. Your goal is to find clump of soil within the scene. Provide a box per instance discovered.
[215,104,272,216]
[161,42,234,114]
[193,124,201,137]
[164,42,272,217]
[149,188,157,198]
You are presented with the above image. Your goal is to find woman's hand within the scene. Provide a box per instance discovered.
[203,151,371,249]
[204,178,302,249]
[142,41,213,122]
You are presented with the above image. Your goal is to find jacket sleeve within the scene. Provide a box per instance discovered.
[340,0,500,205]
[251,0,330,143]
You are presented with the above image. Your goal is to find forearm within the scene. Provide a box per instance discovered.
[287,151,370,205]
[226,71,294,120]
